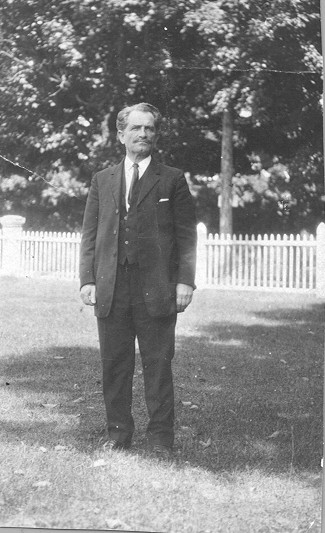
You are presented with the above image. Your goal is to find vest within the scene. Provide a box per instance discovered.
[117,168,142,265]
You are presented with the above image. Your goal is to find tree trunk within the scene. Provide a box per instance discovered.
[219,108,234,236]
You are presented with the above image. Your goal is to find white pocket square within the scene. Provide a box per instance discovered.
[159,198,169,202]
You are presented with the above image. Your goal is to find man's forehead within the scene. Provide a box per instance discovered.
[127,110,155,126]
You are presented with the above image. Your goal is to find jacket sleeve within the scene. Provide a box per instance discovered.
[79,173,99,288]
[172,173,197,288]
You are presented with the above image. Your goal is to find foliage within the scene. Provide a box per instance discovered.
[184,0,323,234]
[192,150,323,236]
[0,0,323,232]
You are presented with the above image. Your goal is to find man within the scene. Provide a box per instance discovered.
[79,103,197,457]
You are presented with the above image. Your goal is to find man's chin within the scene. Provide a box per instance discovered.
[135,146,152,157]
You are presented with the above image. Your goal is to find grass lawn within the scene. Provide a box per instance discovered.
[0,277,323,532]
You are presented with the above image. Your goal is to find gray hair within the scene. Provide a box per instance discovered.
[116,103,162,133]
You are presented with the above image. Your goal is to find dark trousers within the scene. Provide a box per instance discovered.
[97,262,177,448]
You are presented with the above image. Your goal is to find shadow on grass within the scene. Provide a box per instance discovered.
[1,301,323,475]
[172,300,323,474]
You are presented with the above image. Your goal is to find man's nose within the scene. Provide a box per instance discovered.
[139,127,147,137]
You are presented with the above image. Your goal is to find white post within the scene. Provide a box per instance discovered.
[316,222,325,298]
[0,215,26,276]
[196,222,207,288]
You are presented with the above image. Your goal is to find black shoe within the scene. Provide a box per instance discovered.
[103,439,131,451]
[151,444,173,460]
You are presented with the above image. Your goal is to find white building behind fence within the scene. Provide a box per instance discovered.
[1,214,325,297]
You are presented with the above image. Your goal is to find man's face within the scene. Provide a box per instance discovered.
[118,110,158,161]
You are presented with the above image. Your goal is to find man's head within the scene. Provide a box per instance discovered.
[116,103,162,162]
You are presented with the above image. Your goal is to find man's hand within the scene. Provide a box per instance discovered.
[80,284,96,306]
[176,283,193,313]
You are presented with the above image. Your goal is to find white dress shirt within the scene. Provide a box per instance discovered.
[124,155,151,210]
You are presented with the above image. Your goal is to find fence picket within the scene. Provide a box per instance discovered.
[309,236,315,289]
[262,234,268,288]
[250,235,255,287]
[243,235,249,288]
[269,234,275,289]
[238,234,243,287]
[282,234,288,289]
[302,235,307,290]
[288,234,294,289]
[256,235,262,288]
[295,235,301,289]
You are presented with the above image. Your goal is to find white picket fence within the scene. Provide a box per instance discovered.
[197,226,317,291]
[195,222,325,295]
[1,215,325,295]
[20,230,81,279]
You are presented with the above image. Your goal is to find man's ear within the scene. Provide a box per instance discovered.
[117,130,125,145]
[153,133,160,147]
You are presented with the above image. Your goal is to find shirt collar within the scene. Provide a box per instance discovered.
[125,155,152,174]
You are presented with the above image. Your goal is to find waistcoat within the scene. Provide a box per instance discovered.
[117,168,142,265]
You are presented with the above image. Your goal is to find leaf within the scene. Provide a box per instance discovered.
[73,397,85,403]
[39,446,48,453]
[93,459,108,468]
[199,437,212,448]
[266,430,280,439]
[54,356,65,360]
[33,481,51,488]
[55,445,67,451]
[181,401,192,407]
[201,489,215,500]
[73,383,80,390]
[266,430,289,439]
[151,481,163,490]
[105,518,130,530]
[41,403,58,408]
[190,404,199,410]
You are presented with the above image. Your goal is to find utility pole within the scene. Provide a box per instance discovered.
[219,107,234,236]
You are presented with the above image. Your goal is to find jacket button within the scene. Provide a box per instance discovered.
[125,228,129,232]
[125,241,129,245]
[113,230,117,235]
[115,209,119,214]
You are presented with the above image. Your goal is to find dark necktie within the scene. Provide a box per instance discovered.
[128,163,139,206]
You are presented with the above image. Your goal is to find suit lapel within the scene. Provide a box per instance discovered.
[108,159,124,208]
[137,160,160,206]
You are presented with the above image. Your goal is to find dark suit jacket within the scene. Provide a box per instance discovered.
[79,158,197,318]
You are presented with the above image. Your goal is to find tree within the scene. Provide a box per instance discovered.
[219,108,234,235]
[0,0,322,233]
[183,0,323,234]
[0,0,215,229]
